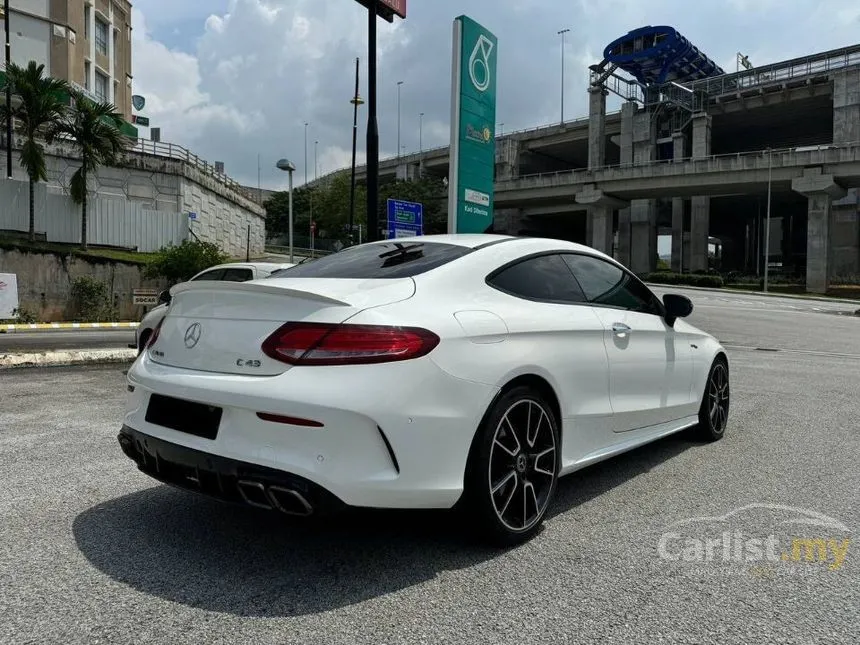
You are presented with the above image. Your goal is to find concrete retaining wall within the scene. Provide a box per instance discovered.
[0,248,166,322]
[0,136,266,258]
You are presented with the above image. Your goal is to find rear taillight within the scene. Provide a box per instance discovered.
[146,320,163,349]
[261,322,440,366]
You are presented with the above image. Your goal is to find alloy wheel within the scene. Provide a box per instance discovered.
[488,399,557,532]
[708,363,730,434]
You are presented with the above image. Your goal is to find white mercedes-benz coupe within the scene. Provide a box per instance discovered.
[118,234,730,544]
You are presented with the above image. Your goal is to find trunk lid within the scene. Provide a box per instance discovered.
[148,277,415,375]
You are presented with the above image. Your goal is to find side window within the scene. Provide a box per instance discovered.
[220,268,254,282]
[191,269,225,281]
[488,254,587,304]
[562,254,661,315]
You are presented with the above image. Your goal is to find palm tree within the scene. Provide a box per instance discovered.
[1,61,68,242]
[53,90,128,250]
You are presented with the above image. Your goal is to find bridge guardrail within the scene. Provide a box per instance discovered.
[502,141,860,188]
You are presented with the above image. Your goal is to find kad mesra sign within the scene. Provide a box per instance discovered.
[354,0,406,22]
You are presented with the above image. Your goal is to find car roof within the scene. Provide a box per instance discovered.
[202,262,293,271]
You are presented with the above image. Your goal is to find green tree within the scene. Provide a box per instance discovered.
[378,177,447,235]
[52,90,128,250]
[0,61,69,242]
[143,239,229,284]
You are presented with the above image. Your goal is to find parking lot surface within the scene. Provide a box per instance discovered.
[1,288,858,644]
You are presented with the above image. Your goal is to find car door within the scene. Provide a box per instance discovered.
[485,253,615,467]
[562,253,693,433]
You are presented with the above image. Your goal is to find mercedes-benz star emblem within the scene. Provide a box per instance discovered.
[184,322,202,349]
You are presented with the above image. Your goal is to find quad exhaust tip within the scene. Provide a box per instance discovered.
[237,480,313,516]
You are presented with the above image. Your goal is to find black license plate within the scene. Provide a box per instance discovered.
[145,394,222,440]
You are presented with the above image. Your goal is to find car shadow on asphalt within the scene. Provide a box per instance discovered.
[71,431,698,618]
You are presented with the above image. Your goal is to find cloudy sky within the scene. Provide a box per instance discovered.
[130,0,860,191]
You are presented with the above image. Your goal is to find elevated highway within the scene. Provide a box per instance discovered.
[496,143,860,206]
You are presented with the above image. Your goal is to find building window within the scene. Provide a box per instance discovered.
[84,62,91,90]
[84,6,91,40]
[95,19,108,55]
[94,71,108,102]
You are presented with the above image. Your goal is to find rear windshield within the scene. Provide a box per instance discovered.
[270,242,471,279]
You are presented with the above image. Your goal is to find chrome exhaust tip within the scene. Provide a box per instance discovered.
[268,485,314,517]
[237,480,273,509]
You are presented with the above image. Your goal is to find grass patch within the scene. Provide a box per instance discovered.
[0,236,156,266]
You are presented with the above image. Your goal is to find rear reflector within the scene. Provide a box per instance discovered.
[256,412,324,428]
[261,322,440,366]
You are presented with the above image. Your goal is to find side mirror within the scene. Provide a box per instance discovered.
[663,294,693,326]
[158,290,171,305]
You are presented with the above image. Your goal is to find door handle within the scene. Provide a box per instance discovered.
[612,322,631,335]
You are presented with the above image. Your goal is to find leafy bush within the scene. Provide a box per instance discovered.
[13,307,38,323]
[143,240,229,284]
[642,272,725,288]
[70,276,117,322]
[0,307,39,325]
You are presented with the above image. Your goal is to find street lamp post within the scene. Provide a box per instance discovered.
[349,57,364,245]
[558,28,570,126]
[396,80,403,159]
[418,111,424,178]
[4,0,12,179]
[304,122,309,185]
[764,147,773,293]
[314,140,319,180]
[275,159,296,263]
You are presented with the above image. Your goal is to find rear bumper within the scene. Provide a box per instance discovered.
[122,352,499,510]
[118,425,345,515]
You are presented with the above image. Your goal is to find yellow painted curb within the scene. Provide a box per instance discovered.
[2,322,140,332]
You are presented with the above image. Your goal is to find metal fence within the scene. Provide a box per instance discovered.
[124,139,261,203]
[0,178,187,252]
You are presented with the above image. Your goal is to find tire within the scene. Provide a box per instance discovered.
[137,329,152,355]
[461,385,560,546]
[694,357,730,442]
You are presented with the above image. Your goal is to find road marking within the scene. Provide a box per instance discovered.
[2,322,140,332]
[724,344,860,360]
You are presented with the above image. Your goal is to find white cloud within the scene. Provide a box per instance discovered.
[130,0,860,190]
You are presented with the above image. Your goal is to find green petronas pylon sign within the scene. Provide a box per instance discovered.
[448,15,498,234]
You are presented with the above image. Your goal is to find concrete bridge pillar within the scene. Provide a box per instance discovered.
[496,138,520,181]
[671,131,687,272]
[614,101,637,267]
[689,113,712,273]
[792,168,848,293]
[627,108,657,274]
[577,185,627,256]
[833,68,860,144]
[588,87,608,169]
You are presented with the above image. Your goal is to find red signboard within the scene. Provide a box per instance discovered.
[354,0,406,22]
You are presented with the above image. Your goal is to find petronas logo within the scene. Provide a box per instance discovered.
[468,34,494,93]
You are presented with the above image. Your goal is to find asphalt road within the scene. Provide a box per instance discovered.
[1,291,858,644]
[0,329,137,352]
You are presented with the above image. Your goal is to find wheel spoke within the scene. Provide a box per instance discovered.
[523,481,539,529]
[533,447,556,477]
[491,470,516,495]
[497,473,518,517]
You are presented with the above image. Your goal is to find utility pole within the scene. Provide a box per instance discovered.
[314,140,318,180]
[558,28,570,126]
[366,0,379,242]
[349,57,363,245]
[396,80,403,159]
[4,0,12,179]
[764,147,773,293]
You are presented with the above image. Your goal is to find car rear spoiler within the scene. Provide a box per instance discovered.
[170,280,351,307]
